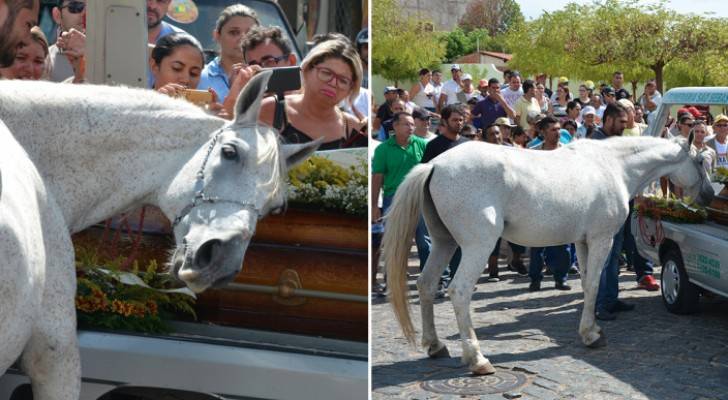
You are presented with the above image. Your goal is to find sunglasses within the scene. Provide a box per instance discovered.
[61,1,85,14]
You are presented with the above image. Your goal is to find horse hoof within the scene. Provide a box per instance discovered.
[586,333,607,348]
[428,344,450,358]
[471,362,496,375]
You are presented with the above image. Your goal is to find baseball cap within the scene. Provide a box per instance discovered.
[602,86,615,96]
[582,106,597,116]
[450,64,461,71]
[384,86,398,94]
[462,73,472,81]
[584,80,595,90]
[714,114,728,125]
[686,106,702,118]
[494,117,516,127]
[558,76,569,84]
[412,107,431,121]
[478,79,488,88]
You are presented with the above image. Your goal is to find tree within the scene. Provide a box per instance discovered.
[438,28,503,62]
[372,0,446,85]
[458,0,525,37]
[504,0,728,92]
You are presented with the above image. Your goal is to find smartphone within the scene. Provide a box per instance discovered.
[266,66,301,95]
[182,89,213,106]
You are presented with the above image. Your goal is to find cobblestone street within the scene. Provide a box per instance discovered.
[371,250,728,400]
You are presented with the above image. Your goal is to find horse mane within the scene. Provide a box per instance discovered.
[254,124,288,207]
[565,135,687,161]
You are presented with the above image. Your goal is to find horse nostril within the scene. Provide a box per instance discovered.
[195,239,222,269]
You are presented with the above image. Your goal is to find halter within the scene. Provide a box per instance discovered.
[172,128,260,228]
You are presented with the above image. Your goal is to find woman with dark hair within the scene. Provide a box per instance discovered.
[150,33,205,95]
[259,37,365,149]
[410,68,435,111]
[198,4,259,101]
[575,84,592,108]
[0,0,39,68]
[552,85,570,117]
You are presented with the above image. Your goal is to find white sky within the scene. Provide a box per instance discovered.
[517,0,728,20]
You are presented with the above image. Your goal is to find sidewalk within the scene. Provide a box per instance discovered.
[371,250,728,400]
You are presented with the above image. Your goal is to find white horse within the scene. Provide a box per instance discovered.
[0,120,79,399]
[0,70,320,398]
[384,135,714,375]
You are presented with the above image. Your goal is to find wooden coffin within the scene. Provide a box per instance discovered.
[707,184,728,225]
[73,207,368,342]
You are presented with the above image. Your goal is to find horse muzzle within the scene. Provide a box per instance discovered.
[174,232,249,293]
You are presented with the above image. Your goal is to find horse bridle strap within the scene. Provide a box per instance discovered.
[172,128,260,227]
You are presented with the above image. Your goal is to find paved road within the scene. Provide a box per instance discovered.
[371,251,728,400]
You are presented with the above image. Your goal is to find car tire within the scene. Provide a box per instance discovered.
[660,248,699,314]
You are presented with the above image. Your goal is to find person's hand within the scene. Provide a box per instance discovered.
[493,91,506,104]
[207,88,230,119]
[223,64,263,116]
[58,28,86,59]
[157,83,187,97]
[228,63,244,85]
[371,207,381,223]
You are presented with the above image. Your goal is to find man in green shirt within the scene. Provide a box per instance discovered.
[371,112,430,271]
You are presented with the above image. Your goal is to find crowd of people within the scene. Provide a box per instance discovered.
[0,0,369,150]
[372,65,727,321]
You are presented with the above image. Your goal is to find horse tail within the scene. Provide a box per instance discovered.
[383,163,434,345]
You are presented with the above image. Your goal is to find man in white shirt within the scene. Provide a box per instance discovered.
[47,0,86,82]
[501,71,523,108]
[639,79,662,126]
[707,114,728,169]
[437,64,462,113]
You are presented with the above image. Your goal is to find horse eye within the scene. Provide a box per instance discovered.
[271,206,283,215]
[221,145,238,160]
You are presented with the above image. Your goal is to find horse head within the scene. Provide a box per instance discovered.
[670,133,714,206]
[164,70,321,293]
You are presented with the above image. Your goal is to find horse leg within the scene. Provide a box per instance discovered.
[22,215,80,400]
[574,241,589,295]
[578,238,612,348]
[418,238,457,358]
[449,240,498,375]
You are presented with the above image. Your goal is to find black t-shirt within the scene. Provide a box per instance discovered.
[544,87,553,99]
[421,134,469,163]
[376,103,393,121]
[615,88,631,101]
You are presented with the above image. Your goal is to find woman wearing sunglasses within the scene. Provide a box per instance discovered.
[259,37,364,150]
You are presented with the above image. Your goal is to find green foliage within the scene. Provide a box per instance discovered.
[714,167,728,183]
[504,0,728,90]
[439,28,506,62]
[635,196,707,224]
[75,246,196,334]
[372,0,446,84]
[287,156,367,215]
[458,0,525,36]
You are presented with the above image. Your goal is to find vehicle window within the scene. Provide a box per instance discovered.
[36,0,302,63]
[168,0,301,63]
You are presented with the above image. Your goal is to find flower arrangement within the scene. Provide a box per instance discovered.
[713,166,728,184]
[287,156,368,216]
[75,245,196,334]
[634,196,707,224]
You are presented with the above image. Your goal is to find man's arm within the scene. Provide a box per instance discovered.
[437,93,448,114]
[371,173,384,223]
[494,92,516,119]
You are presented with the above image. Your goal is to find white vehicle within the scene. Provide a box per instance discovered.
[634,87,728,314]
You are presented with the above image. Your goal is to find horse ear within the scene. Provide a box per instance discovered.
[234,69,273,125]
[281,138,323,170]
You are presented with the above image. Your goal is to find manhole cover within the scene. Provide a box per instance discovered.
[421,369,529,395]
